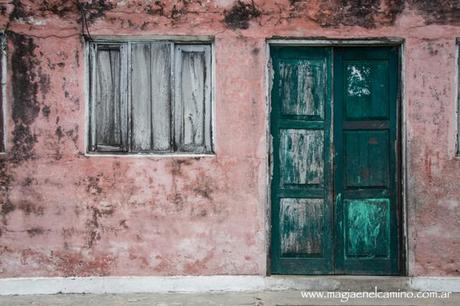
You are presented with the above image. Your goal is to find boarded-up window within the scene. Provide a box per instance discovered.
[89,41,212,154]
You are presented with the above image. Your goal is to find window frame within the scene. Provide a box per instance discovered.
[86,37,215,156]
[0,33,6,154]
[457,39,460,156]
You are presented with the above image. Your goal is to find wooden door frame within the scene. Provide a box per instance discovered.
[265,38,407,276]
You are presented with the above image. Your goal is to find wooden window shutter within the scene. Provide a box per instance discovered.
[130,42,173,152]
[90,43,128,152]
[151,43,173,152]
[174,45,212,153]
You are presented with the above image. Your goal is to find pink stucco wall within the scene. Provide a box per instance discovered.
[0,0,459,277]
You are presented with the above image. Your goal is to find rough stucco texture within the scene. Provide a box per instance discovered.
[0,0,459,277]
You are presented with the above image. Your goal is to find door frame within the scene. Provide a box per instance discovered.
[265,38,407,276]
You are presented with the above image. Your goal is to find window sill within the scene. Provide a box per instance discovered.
[84,152,216,158]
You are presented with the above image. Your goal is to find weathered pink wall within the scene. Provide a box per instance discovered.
[0,0,459,277]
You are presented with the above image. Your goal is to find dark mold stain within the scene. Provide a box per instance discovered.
[192,178,215,201]
[169,159,193,176]
[0,161,14,218]
[17,201,45,216]
[77,0,115,23]
[74,49,80,68]
[313,0,405,28]
[411,0,460,25]
[119,219,128,229]
[10,0,114,23]
[41,105,51,118]
[85,205,114,248]
[0,4,7,16]
[9,0,28,20]
[11,123,38,163]
[21,177,35,187]
[1,200,15,216]
[55,126,64,142]
[146,0,165,16]
[224,0,261,29]
[171,4,186,20]
[169,0,193,21]
[426,42,440,56]
[9,32,42,163]
[65,126,80,149]
[86,206,101,248]
[26,227,45,237]
[85,174,104,195]
[9,33,41,121]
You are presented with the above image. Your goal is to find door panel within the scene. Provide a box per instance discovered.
[279,60,326,117]
[344,130,389,188]
[344,198,390,258]
[344,61,389,120]
[334,47,399,275]
[279,129,324,186]
[280,198,324,256]
[271,47,333,274]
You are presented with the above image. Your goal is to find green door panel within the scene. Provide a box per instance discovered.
[271,46,400,275]
[279,129,324,186]
[345,199,390,258]
[280,198,324,257]
[344,130,390,188]
[278,60,326,117]
[271,46,333,274]
[334,47,400,275]
[344,61,389,119]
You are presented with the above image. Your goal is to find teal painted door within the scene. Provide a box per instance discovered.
[270,46,400,275]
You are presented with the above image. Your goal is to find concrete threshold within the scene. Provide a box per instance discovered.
[0,275,458,295]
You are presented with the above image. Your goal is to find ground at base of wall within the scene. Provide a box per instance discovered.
[0,291,459,306]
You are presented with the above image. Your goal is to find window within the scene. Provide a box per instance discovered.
[88,41,213,154]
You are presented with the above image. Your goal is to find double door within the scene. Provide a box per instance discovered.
[270,46,400,275]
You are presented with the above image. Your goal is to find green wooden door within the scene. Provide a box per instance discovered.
[270,46,400,275]
[333,47,400,275]
[270,46,334,274]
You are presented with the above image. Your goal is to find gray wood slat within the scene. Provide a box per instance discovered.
[151,42,173,152]
[131,43,152,151]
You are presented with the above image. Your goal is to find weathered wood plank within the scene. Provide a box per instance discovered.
[279,59,325,118]
[279,129,324,186]
[174,45,212,153]
[131,43,152,151]
[280,198,323,256]
[94,45,127,151]
[151,42,172,152]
